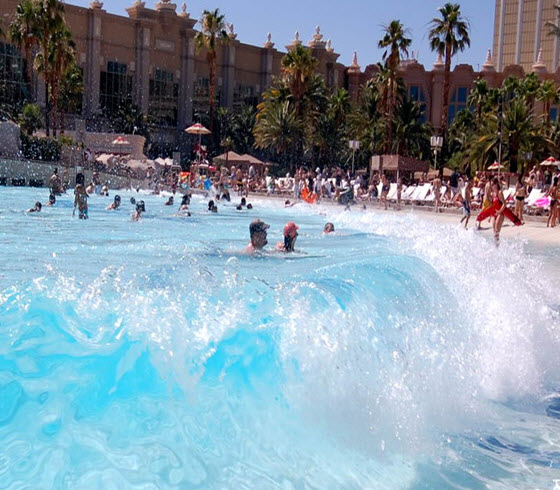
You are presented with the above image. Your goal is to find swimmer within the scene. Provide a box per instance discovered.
[208,200,218,213]
[244,219,270,254]
[132,200,145,221]
[74,184,89,219]
[323,222,335,234]
[44,194,56,207]
[164,196,174,206]
[107,194,121,210]
[236,204,243,210]
[240,197,247,207]
[276,221,298,252]
[27,201,42,213]
[284,199,297,208]
[247,203,253,209]
[130,197,136,205]
[178,194,191,214]
[101,185,109,196]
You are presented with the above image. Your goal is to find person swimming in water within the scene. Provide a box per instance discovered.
[107,195,121,210]
[323,222,335,234]
[276,221,298,252]
[164,196,174,206]
[27,201,42,213]
[132,200,145,221]
[244,219,270,254]
[44,194,56,207]
[208,200,218,213]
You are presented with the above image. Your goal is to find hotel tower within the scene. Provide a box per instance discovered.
[494,0,560,72]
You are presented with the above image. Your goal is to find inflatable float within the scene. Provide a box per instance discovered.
[301,187,318,204]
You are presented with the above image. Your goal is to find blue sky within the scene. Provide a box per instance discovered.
[69,0,494,69]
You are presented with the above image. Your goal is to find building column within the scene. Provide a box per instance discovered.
[85,6,103,116]
[260,47,275,99]
[431,56,445,129]
[515,0,524,65]
[135,23,151,113]
[554,2,560,72]
[178,32,195,128]
[535,0,544,62]
[221,42,237,109]
[497,0,506,71]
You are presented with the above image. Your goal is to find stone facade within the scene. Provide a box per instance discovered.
[1,0,559,141]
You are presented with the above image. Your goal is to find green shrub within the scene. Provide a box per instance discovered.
[19,103,42,135]
[21,133,61,161]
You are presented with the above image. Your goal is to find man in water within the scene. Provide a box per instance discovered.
[244,219,270,254]
[49,168,63,196]
[276,221,298,252]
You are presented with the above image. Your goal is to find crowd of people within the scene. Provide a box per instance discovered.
[26,163,560,247]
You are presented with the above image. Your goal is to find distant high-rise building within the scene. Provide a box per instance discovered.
[494,0,560,72]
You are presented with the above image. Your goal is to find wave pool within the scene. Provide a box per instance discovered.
[1,187,560,489]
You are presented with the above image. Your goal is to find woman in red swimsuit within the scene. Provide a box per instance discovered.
[476,178,522,242]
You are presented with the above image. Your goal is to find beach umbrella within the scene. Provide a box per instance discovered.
[185,123,211,135]
[112,136,130,145]
[185,124,211,163]
[539,156,560,167]
[487,162,504,171]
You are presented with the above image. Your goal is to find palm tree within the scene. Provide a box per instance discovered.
[254,100,302,167]
[59,62,82,133]
[467,78,489,122]
[281,44,318,119]
[537,79,559,125]
[378,20,411,153]
[428,3,470,136]
[194,8,229,133]
[49,25,75,135]
[393,96,430,158]
[34,0,66,136]
[9,0,40,93]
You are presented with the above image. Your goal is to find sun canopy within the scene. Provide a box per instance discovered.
[371,155,429,173]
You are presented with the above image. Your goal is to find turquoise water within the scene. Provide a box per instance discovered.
[1,187,560,489]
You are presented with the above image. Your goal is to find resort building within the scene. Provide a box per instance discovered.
[493,0,560,72]
[1,0,560,146]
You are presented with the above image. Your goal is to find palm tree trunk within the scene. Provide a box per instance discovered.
[440,45,452,135]
[45,79,50,137]
[208,53,216,133]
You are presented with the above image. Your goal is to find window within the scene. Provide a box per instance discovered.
[551,106,560,122]
[0,43,30,107]
[192,77,220,120]
[448,86,469,124]
[408,85,427,123]
[233,84,257,109]
[149,68,178,126]
[100,61,133,115]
